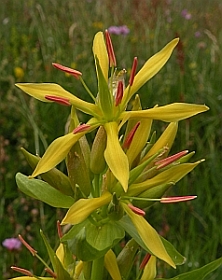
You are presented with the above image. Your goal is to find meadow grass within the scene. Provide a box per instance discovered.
[0,0,222,278]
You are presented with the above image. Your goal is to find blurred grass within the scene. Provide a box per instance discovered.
[0,0,221,278]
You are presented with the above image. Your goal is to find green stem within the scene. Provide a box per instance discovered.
[90,256,104,280]
[80,77,96,102]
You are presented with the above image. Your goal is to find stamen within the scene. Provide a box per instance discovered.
[45,95,71,106]
[57,220,63,238]
[73,124,91,134]
[105,30,117,67]
[155,150,189,169]
[128,204,145,216]
[45,267,57,278]
[139,253,151,270]
[11,266,34,276]
[115,81,124,106]
[129,57,138,86]
[123,122,140,149]
[18,235,37,256]
[52,63,82,79]
[160,196,197,203]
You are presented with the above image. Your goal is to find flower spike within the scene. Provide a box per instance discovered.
[52,62,82,79]
[105,30,117,67]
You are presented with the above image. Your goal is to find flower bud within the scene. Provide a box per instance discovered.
[67,136,92,197]
[20,147,73,196]
[90,126,107,174]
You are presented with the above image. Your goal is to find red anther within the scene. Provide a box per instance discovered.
[73,124,91,134]
[45,95,71,106]
[139,253,151,270]
[18,235,37,256]
[105,30,117,67]
[115,81,124,106]
[123,122,140,149]
[45,267,57,278]
[129,57,138,86]
[160,196,197,204]
[57,220,63,238]
[52,63,82,79]
[11,266,34,276]
[128,204,145,216]
[155,150,189,169]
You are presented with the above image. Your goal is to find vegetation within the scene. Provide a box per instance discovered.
[0,0,221,279]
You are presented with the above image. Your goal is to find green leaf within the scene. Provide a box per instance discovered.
[40,230,57,271]
[66,220,124,261]
[16,173,74,208]
[40,230,72,279]
[157,257,222,280]
[118,215,185,266]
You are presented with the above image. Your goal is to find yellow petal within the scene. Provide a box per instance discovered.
[56,243,65,264]
[104,122,129,192]
[127,160,203,197]
[61,192,112,225]
[104,250,122,280]
[122,38,179,105]
[141,255,157,280]
[16,83,97,116]
[142,122,178,162]
[122,103,209,122]
[93,32,109,81]
[126,118,152,167]
[31,132,83,178]
[123,204,175,268]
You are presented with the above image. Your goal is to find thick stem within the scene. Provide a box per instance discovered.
[90,256,104,280]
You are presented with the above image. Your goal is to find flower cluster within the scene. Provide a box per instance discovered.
[11,30,214,279]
